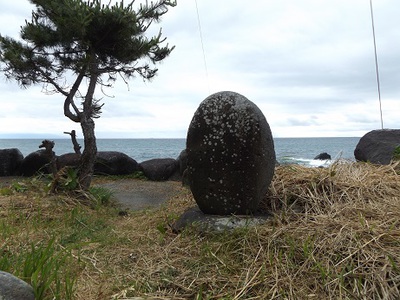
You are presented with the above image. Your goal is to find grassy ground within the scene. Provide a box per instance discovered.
[1,162,400,299]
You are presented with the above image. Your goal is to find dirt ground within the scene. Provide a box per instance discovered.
[0,177,20,188]
[0,176,188,211]
[92,178,187,211]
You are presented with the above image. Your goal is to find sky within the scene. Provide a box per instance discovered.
[0,0,399,139]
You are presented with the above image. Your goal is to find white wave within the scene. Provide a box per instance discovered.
[295,158,332,168]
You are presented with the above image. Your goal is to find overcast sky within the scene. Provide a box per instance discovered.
[0,0,399,139]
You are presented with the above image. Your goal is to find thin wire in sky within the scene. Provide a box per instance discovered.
[194,0,210,93]
[369,0,384,129]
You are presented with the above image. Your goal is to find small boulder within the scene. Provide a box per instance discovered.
[0,271,34,300]
[177,150,189,185]
[186,91,276,215]
[19,149,51,176]
[139,158,179,181]
[0,148,24,176]
[314,152,331,160]
[57,153,81,169]
[177,149,188,176]
[354,129,400,164]
[94,151,140,175]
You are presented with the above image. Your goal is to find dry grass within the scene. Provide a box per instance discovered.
[1,161,400,299]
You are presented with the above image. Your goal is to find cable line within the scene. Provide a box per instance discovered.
[369,0,384,129]
[194,0,210,93]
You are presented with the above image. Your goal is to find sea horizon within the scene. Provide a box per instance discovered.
[0,135,362,139]
[1,137,361,166]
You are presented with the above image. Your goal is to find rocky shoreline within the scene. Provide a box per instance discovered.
[1,129,399,180]
[0,148,187,182]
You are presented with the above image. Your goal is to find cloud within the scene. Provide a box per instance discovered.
[286,116,320,127]
[1,0,399,138]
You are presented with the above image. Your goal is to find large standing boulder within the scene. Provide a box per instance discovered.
[0,148,24,176]
[0,271,34,300]
[186,91,276,215]
[139,158,179,181]
[94,151,140,175]
[19,149,51,176]
[354,129,400,164]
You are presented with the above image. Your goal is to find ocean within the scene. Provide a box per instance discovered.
[0,137,360,167]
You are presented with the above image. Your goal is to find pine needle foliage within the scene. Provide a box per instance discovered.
[0,0,176,190]
[0,0,176,87]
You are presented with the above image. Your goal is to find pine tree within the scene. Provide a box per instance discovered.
[0,0,176,190]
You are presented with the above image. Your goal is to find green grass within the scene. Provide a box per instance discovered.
[1,162,400,299]
[393,145,400,161]
[0,177,117,299]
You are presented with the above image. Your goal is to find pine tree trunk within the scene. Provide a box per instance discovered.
[79,117,97,190]
[78,55,99,190]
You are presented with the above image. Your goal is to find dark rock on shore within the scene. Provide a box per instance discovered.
[19,151,140,177]
[19,149,52,176]
[139,158,179,181]
[177,149,188,176]
[0,147,184,179]
[94,151,140,175]
[57,153,81,169]
[314,152,331,160]
[58,152,140,176]
[0,148,23,176]
[354,129,400,164]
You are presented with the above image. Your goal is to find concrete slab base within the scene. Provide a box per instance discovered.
[172,206,270,233]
